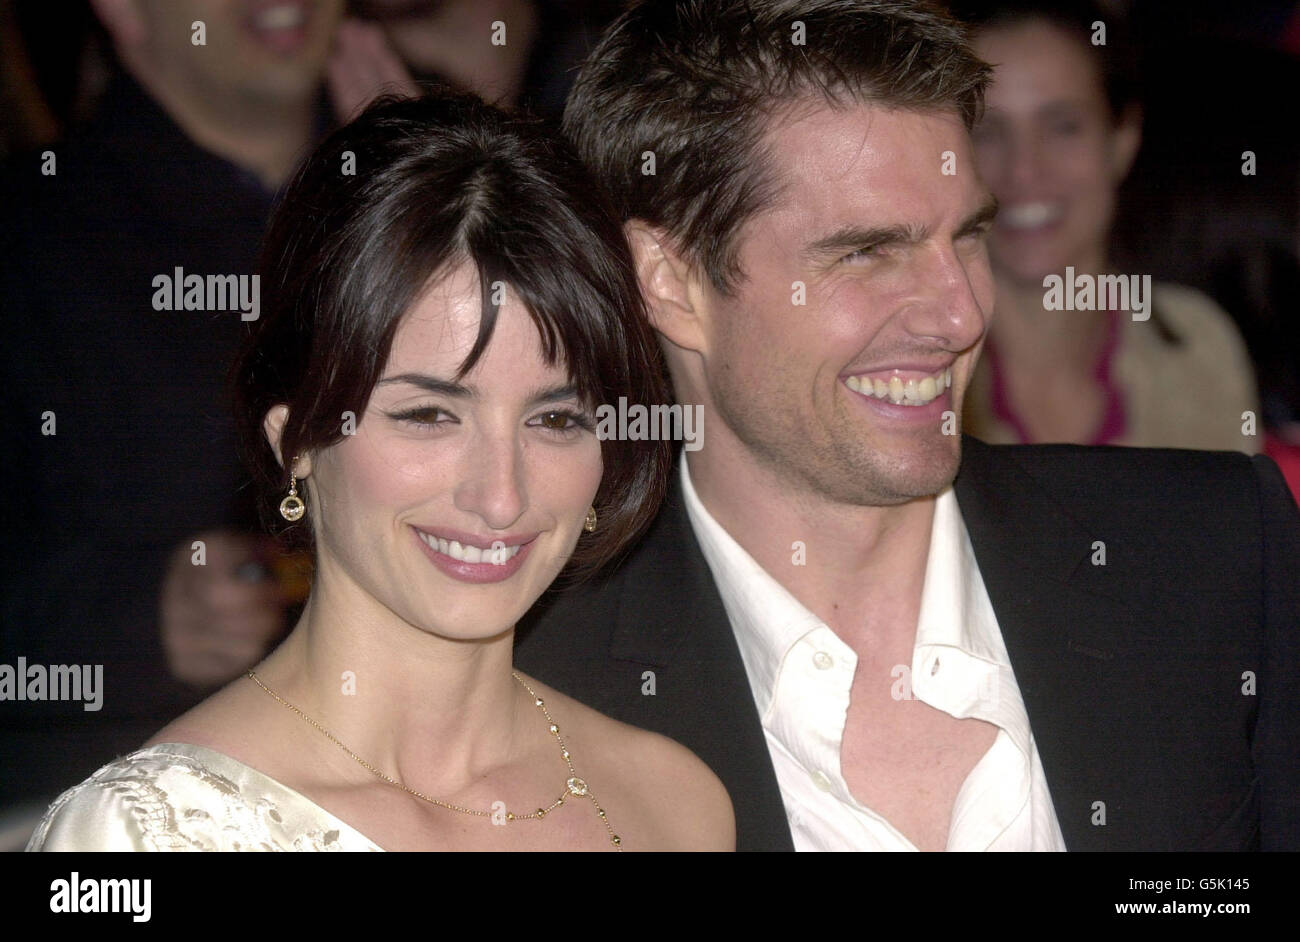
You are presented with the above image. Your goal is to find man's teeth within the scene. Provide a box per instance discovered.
[417,531,523,565]
[1000,202,1063,230]
[845,368,951,406]
[254,4,306,31]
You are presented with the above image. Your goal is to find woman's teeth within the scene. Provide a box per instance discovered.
[1000,202,1063,230]
[417,532,523,565]
[253,4,307,32]
[845,368,951,406]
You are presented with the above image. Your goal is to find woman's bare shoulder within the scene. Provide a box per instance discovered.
[144,673,279,757]
[517,673,736,851]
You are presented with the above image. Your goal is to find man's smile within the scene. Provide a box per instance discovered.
[843,366,953,406]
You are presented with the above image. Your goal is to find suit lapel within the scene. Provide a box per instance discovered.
[955,436,1149,849]
[604,471,795,851]
[587,439,1160,850]
[605,473,715,665]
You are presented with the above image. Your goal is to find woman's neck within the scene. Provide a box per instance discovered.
[991,261,1111,375]
[254,570,528,797]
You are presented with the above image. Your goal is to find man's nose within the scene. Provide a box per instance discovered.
[899,243,992,352]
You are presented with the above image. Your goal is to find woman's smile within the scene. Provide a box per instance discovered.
[411,524,537,583]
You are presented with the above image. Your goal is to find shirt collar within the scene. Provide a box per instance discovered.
[912,489,1032,757]
[916,483,1000,662]
[680,457,1030,756]
[679,458,822,718]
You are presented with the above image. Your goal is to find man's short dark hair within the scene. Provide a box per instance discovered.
[562,0,992,295]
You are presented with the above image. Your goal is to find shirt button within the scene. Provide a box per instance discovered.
[811,770,833,792]
[812,651,833,670]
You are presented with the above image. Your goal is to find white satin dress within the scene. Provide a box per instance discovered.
[25,743,384,851]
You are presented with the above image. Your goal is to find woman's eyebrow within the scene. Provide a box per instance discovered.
[527,384,580,407]
[376,375,580,407]
[376,374,473,398]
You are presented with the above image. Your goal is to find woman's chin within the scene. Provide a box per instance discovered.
[408,612,521,645]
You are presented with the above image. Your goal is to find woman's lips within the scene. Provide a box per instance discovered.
[243,1,313,55]
[411,526,534,584]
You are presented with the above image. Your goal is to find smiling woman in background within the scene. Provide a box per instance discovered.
[955,0,1259,452]
[26,91,734,852]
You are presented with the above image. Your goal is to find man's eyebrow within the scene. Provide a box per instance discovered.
[955,195,1000,237]
[802,197,998,260]
[803,223,921,261]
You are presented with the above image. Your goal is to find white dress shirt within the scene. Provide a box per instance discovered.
[680,459,1066,851]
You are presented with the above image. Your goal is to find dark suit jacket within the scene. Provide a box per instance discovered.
[515,436,1300,851]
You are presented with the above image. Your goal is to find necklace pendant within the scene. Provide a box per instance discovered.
[566,776,588,796]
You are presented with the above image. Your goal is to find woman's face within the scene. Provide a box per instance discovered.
[300,261,603,641]
[971,19,1140,286]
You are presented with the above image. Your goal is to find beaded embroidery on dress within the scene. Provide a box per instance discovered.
[25,743,383,851]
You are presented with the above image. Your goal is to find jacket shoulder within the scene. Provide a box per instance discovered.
[963,438,1262,513]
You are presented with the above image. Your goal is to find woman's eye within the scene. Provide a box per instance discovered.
[531,409,595,435]
[390,406,453,427]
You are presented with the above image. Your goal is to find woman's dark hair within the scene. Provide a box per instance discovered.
[232,90,672,580]
[951,0,1142,120]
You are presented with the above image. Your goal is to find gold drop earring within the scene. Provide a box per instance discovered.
[280,457,306,522]
[584,507,597,533]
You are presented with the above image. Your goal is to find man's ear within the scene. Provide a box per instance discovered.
[89,0,148,50]
[1109,103,1142,184]
[625,221,709,355]
[262,405,312,478]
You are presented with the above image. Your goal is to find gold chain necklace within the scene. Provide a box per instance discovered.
[245,669,622,850]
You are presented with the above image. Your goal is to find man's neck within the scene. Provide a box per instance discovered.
[686,445,935,650]
[125,60,315,191]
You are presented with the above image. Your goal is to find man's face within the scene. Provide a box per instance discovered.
[135,0,343,105]
[696,102,995,507]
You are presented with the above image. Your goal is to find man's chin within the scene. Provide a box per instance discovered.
[857,436,962,503]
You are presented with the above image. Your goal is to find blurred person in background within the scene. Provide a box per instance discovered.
[326,0,605,123]
[328,0,536,120]
[0,0,342,815]
[1113,2,1300,500]
[954,0,1261,453]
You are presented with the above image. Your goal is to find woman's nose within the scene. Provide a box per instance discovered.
[454,431,527,531]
